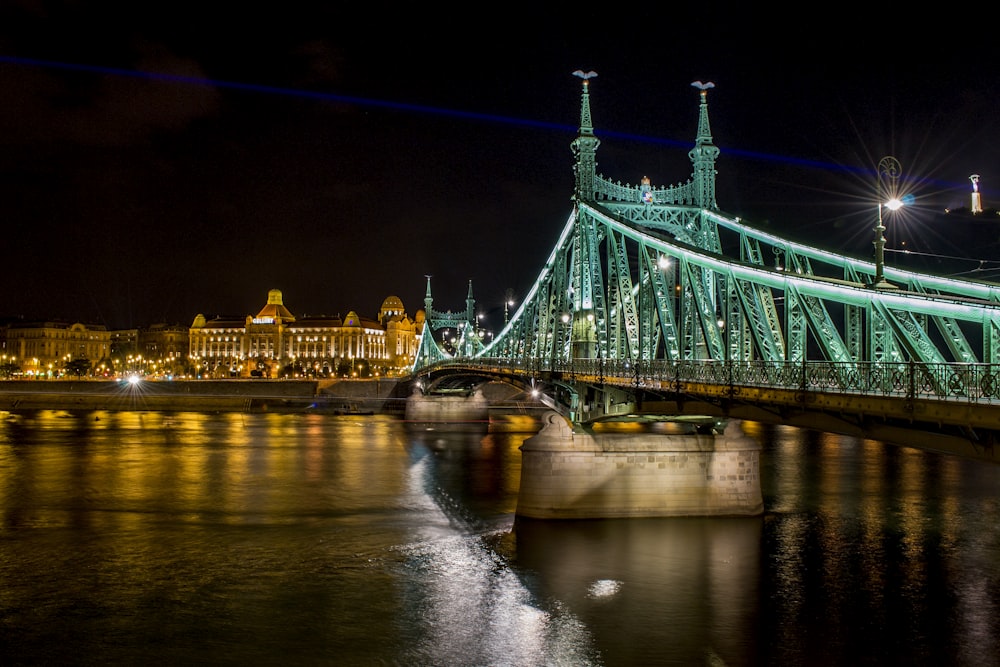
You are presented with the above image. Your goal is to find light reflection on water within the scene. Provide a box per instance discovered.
[513,514,763,665]
[395,453,597,666]
[1,411,1000,665]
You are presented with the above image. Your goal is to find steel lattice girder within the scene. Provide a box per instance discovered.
[471,203,1000,369]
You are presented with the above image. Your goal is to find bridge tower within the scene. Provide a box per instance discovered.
[414,276,485,366]
[571,73,720,211]
[570,70,600,203]
[561,73,727,368]
[690,82,720,210]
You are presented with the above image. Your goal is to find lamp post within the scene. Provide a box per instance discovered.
[558,312,570,372]
[873,156,903,290]
[715,314,730,367]
[503,288,515,325]
[717,316,732,388]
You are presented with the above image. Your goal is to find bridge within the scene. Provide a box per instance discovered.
[410,73,1000,467]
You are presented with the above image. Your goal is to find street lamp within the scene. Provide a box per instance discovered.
[559,312,570,370]
[717,316,728,362]
[872,156,903,290]
[503,288,516,325]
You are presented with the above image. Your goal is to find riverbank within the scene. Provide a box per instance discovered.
[0,378,412,414]
[0,378,547,428]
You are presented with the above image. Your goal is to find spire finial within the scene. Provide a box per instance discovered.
[573,70,597,136]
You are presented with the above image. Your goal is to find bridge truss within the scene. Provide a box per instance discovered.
[481,200,1000,370]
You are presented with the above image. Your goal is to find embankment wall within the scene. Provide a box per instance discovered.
[0,378,411,413]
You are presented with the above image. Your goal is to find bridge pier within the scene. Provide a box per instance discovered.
[516,413,763,519]
[404,384,489,429]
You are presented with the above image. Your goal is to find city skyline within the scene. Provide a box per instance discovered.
[3,6,999,330]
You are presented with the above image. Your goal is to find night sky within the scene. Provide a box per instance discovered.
[3,5,999,332]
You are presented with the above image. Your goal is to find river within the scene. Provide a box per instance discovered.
[1,409,998,666]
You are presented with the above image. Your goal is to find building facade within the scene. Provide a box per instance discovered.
[4,321,114,377]
[138,323,191,376]
[188,289,423,378]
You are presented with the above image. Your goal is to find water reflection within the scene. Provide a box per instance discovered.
[755,422,1000,666]
[407,430,524,519]
[513,516,762,665]
[396,429,600,665]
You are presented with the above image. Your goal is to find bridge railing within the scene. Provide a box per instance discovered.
[457,357,1000,405]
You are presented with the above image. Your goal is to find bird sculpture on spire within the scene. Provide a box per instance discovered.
[573,70,598,80]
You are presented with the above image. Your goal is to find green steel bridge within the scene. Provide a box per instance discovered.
[411,73,1000,463]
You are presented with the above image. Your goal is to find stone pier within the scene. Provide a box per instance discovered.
[516,412,763,519]
[403,385,489,427]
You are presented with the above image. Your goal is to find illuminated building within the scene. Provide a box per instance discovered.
[138,323,191,376]
[188,289,423,378]
[4,320,113,377]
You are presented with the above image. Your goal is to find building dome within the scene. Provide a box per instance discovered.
[254,289,295,323]
[379,296,404,315]
[379,295,405,325]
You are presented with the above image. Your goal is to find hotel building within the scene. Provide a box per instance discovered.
[188,289,423,378]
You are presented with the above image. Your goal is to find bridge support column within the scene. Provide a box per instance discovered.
[516,413,763,519]
[404,385,489,429]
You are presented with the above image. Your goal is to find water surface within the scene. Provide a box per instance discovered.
[1,410,998,665]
